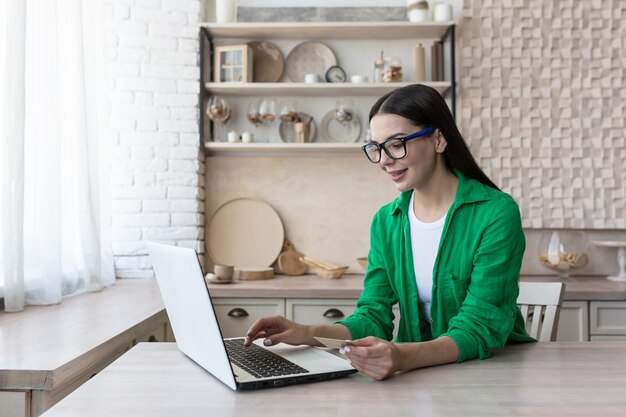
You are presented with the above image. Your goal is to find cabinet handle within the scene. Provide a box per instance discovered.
[323,308,345,319]
[227,308,249,318]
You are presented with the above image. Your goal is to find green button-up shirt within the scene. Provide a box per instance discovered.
[339,171,534,362]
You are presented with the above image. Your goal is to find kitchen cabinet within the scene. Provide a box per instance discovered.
[208,275,626,344]
[213,296,621,343]
[213,298,285,338]
[551,300,626,342]
[211,295,401,339]
[212,297,363,338]
[286,298,358,325]
[590,301,626,339]
[287,298,402,339]
[198,21,456,154]
[555,301,589,342]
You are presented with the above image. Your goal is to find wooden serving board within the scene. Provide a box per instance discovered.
[277,239,307,276]
[235,267,275,280]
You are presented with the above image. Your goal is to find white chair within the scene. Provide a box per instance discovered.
[517,281,566,342]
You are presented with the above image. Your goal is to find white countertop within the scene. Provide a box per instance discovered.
[207,273,626,301]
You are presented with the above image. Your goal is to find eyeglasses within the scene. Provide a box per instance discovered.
[361,126,437,163]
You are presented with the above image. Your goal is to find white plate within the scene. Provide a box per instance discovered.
[320,110,362,143]
[279,112,317,143]
[285,41,337,83]
[207,198,284,268]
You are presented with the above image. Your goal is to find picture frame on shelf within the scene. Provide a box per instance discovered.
[214,44,253,82]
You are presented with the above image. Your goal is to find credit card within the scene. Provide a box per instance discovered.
[313,336,352,350]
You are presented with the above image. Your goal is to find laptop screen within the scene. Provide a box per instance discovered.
[147,242,238,390]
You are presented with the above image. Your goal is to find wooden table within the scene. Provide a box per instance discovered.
[0,279,169,417]
[41,342,626,417]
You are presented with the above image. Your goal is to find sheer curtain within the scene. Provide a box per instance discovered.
[0,0,114,312]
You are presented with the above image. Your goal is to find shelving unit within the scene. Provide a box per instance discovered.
[199,21,456,154]
[199,21,453,40]
[203,81,452,96]
[203,141,363,156]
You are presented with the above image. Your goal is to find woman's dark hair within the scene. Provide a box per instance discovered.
[369,84,499,190]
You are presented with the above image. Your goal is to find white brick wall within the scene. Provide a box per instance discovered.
[106,0,205,278]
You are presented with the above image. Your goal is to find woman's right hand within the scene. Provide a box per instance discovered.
[244,315,313,347]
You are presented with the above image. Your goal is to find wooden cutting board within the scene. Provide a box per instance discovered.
[235,267,275,281]
[277,239,307,276]
[207,198,284,268]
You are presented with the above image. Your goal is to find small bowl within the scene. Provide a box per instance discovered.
[214,264,234,280]
[312,266,349,280]
[356,257,368,272]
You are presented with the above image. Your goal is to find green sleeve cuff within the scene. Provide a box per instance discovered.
[336,317,360,339]
[337,313,391,341]
[443,329,481,363]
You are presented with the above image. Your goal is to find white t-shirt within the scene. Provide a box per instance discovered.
[408,191,446,322]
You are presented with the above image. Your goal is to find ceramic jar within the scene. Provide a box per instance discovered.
[407,1,429,22]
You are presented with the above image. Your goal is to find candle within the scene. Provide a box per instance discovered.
[433,3,453,22]
[241,131,253,143]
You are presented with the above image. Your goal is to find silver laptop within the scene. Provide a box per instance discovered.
[146,242,356,390]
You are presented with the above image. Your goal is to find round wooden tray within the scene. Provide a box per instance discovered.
[207,198,284,268]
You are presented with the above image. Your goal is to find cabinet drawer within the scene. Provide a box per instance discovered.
[286,299,357,325]
[213,298,285,338]
[287,299,401,338]
[590,301,626,336]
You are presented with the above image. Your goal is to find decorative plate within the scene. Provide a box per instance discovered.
[207,198,284,268]
[320,110,362,143]
[247,41,284,83]
[285,41,337,83]
[278,112,317,143]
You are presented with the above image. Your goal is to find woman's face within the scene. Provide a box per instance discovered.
[369,113,444,192]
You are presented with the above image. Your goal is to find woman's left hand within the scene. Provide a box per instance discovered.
[339,336,403,381]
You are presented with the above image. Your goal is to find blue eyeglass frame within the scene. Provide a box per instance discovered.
[361,126,437,163]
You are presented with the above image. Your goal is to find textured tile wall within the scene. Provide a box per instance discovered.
[459,0,625,228]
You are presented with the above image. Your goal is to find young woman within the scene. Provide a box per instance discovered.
[244,84,533,380]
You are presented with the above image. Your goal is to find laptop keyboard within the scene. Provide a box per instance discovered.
[224,339,309,379]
